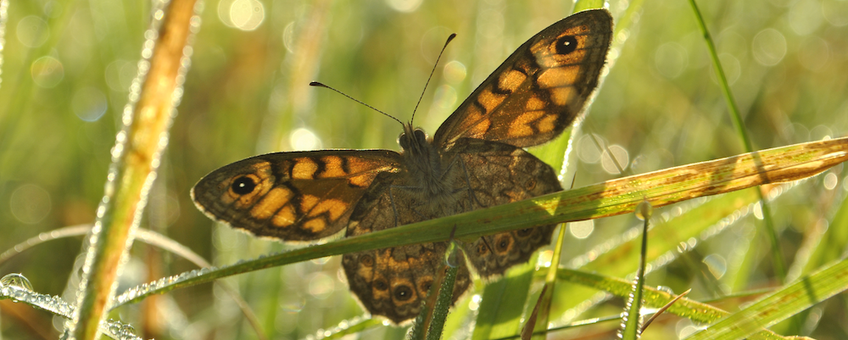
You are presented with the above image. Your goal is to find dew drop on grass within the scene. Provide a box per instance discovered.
[656,285,675,295]
[0,273,33,291]
[103,318,142,340]
[635,200,653,221]
[0,275,141,340]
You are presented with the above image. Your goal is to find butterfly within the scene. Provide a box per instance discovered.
[192,9,612,324]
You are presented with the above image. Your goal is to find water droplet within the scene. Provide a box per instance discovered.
[635,200,653,221]
[656,285,675,295]
[1,273,33,291]
[121,323,136,335]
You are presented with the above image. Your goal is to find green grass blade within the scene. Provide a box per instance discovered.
[686,257,848,340]
[621,205,651,339]
[555,269,795,339]
[685,0,785,282]
[426,251,460,340]
[803,189,848,275]
[527,224,567,339]
[574,0,607,13]
[472,257,536,340]
[113,138,848,307]
[69,0,199,338]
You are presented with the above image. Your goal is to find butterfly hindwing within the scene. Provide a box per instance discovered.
[433,9,612,149]
[192,150,402,241]
[448,138,562,277]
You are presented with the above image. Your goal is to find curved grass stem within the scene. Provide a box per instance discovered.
[686,0,786,281]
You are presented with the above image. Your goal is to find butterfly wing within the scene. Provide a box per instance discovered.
[341,165,475,324]
[191,150,402,241]
[433,9,612,149]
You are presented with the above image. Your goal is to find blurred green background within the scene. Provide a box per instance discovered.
[1,0,847,338]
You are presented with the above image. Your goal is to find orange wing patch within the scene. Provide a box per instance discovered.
[549,87,575,106]
[536,65,580,88]
[525,96,547,111]
[509,111,546,137]
[477,88,508,113]
[318,156,347,178]
[272,204,297,227]
[498,69,527,91]
[250,187,293,220]
[292,158,318,179]
[537,113,558,134]
[309,198,349,220]
[303,218,327,233]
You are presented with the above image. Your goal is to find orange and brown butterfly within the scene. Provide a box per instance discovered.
[192,9,613,324]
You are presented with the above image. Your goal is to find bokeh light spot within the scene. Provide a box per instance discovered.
[789,0,824,35]
[654,42,689,78]
[386,0,423,13]
[17,16,49,48]
[289,127,322,151]
[702,254,727,279]
[72,87,108,122]
[752,28,787,66]
[10,184,52,224]
[569,220,595,239]
[31,56,64,88]
[577,133,606,164]
[600,144,629,175]
[823,0,848,26]
[230,0,265,31]
[219,0,265,31]
[443,60,467,84]
[797,37,829,71]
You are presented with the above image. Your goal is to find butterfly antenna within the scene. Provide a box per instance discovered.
[411,33,457,124]
[309,81,404,127]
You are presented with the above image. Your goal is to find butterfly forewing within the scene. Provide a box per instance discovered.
[192,150,402,241]
[433,10,612,149]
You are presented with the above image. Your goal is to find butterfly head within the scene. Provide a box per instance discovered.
[397,123,430,152]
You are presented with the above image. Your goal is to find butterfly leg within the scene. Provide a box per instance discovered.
[388,186,401,227]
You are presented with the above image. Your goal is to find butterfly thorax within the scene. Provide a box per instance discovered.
[397,124,457,217]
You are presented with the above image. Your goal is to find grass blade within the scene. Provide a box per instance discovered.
[68,1,200,337]
[112,139,847,311]
[685,0,785,281]
[686,257,848,340]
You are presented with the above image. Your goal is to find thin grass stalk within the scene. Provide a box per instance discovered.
[620,202,652,339]
[426,248,460,340]
[528,224,566,339]
[67,0,200,339]
[685,0,786,281]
